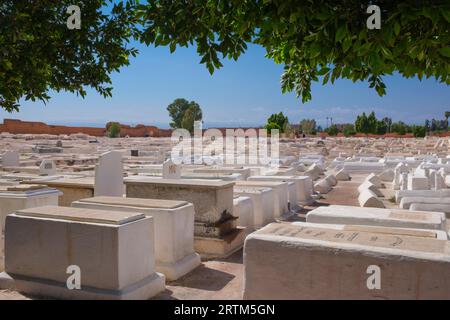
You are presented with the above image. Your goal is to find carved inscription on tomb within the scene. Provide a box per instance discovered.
[258,224,446,254]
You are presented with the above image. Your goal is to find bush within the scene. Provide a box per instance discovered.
[412,125,426,138]
[326,124,339,136]
[107,122,121,138]
[342,124,356,137]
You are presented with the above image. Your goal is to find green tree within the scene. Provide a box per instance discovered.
[180,106,198,134]
[342,124,356,137]
[106,122,121,138]
[375,120,388,135]
[167,98,202,129]
[391,121,408,135]
[412,125,427,137]
[367,112,378,134]
[264,122,281,135]
[326,124,339,136]
[0,1,139,111]
[266,112,289,133]
[355,112,370,134]
[138,2,450,103]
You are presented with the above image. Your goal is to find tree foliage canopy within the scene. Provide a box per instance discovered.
[1,1,449,111]
[0,1,138,111]
[167,98,203,129]
[139,1,450,103]
[265,112,289,133]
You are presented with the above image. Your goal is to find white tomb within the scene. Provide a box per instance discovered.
[2,151,19,167]
[244,222,450,299]
[306,205,446,231]
[2,206,165,299]
[233,186,274,229]
[72,196,201,281]
[0,185,61,272]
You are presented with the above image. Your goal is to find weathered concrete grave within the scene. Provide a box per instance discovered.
[124,178,244,258]
[39,159,57,176]
[247,175,313,207]
[233,186,274,230]
[234,180,289,218]
[2,206,165,299]
[244,222,450,299]
[306,205,446,231]
[72,196,200,281]
[1,151,19,168]
[24,178,95,207]
[0,185,61,272]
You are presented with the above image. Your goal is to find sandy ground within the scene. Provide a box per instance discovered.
[0,176,363,300]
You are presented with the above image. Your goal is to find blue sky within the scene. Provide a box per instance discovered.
[2,43,449,128]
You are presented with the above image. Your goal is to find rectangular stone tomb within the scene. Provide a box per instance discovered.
[0,185,61,272]
[22,178,95,207]
[233,186,274,230]
[235,181,289,218]
[124,178,245,258]
[3,206,165,299]
[306,205,446,231]
[244,222,450,299]
[72,196,201,281]
[247,175,313,207]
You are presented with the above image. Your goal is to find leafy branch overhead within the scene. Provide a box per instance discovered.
[0,1,449,111]
[140,1,450,102]
[0,1,139,111]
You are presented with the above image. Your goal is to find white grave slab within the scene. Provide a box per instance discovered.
[3,206,165,299]
[2,151,19,167]
[306,205,446,231]
[72,196,201,281]
[244,222,450,299]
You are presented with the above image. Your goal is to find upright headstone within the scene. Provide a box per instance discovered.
[400,173,408,191]
[39,159,57,176]
[162,159,181,179]
[2,151,19,167]
[94,151,123,197]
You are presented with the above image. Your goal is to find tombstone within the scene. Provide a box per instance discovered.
[94,151,123,197]
[2,206,165,299]
[39,160,57,176]
[244,222,450,299]
[393,163,409,190]
[314,179,332,194]
[233,196,254,232]
[0,185,61,272]
[358,189,385,208]
[124,178,245,258]
[407,175,430,190]
[235,181,289,218]
[56,140,63,148]
[378,169,394,182]
[335,169,350,181]
[162,159,181,179]
[2,151,19,167]
[358,181,383,197]
[306,205,446,231]
[400,173,408,191]
[234,186,275,229]
[130,149,139,157]
[72,196,200,281]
